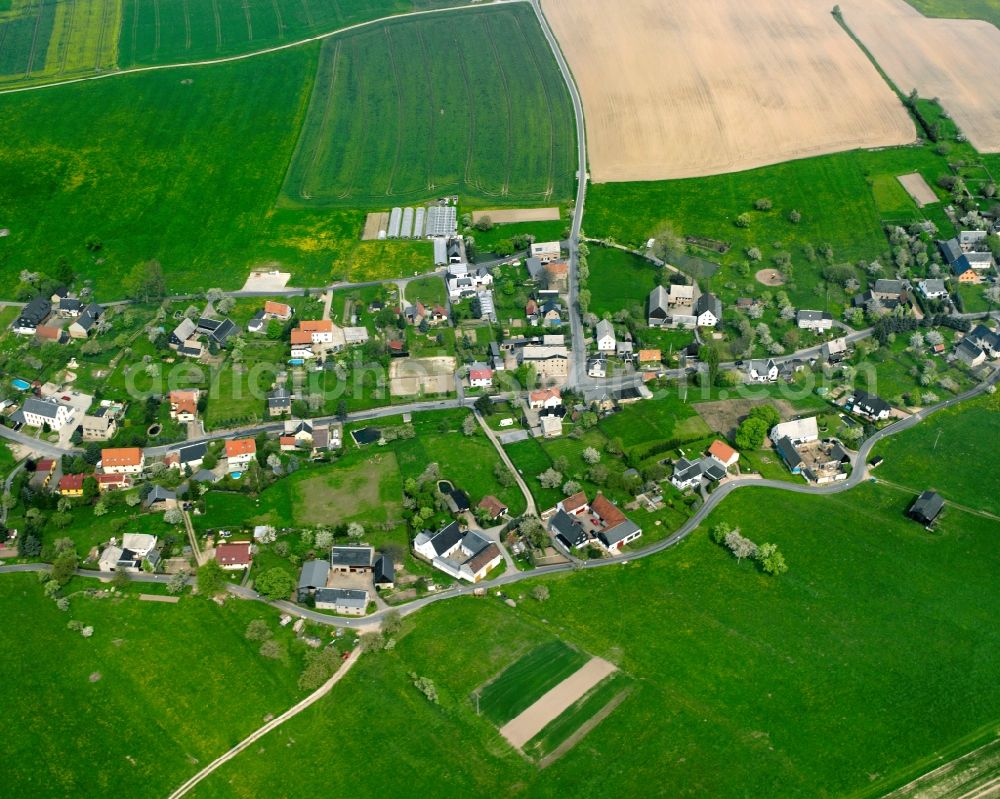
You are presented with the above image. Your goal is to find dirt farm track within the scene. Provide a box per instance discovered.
[541,0,915,182]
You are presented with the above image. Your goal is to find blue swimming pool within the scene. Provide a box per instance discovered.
[288,358,304,366]
[230,472,243,480]
[11,379,30,391]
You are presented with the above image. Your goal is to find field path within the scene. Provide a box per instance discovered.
[167,648,361,799]
[499,657,617,749]
[0,0,526,96]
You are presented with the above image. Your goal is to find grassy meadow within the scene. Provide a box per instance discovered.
[901,0,1000,27]
[0,574,316,798]
[281,4,576,209]
[179,480,1000,799]
[585,144,957,309]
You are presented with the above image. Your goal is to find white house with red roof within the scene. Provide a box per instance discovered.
[225,438,256,470]
[469,364,493,388]
[707,440,740,470]
[215,541,253,571]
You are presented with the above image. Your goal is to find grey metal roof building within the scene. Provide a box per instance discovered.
[401,207,414,239]
[388,207,402,238]
[413,207,426,238]
[425,205,457,238]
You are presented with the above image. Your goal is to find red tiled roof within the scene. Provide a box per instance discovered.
[708,440,739,465]
[58,473,87,491]
[478,495,507,518]
[470,368,493,380]
[36,458,56,473]
[169,390,199,416]
[529,387,561,404]
[101,448,143,467]
[299,320,333,332]
[264,301,291,316]
[215,541,252,566]
[225,438,256,458]
[290,329,313,345]
[638,349,661,363]
[561,491,589,513]
[591,494,626,527]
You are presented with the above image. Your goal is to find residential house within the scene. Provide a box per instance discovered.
[559,491,590,517]
[447,263,493,299]
[694,293,722,327]
[587,356,607,378]
[851,390,892,421]
[12,296,51,335]
[315,588,369,615]
[822,337,850,363]
[747,359,778,383]
[616,341,634,360]
[477,495,508,520]
[937,237,963,264]
[774,437,803,474]
[196,317,236,349]
[595,319,615,353]
[225,438,256,470]
[952,256,981,283]
[530,241,561,263]
[955,337,986,367]
[58,297,82,318]
[770,417,819,445]
[264,301,292,321]
[671,456,726,491]
[550,509,588,550]
[267,388,292,417]
[297,559,330,601]
[647,285,670,327]
[872,279,908,302]
[373,553,395,590]
[908,490,944,525]
[918,279,949,300]
[797,310,834,331]
[539,415,563,438]
[169,389,200,422]
[544,261,569,291]
[667,284,695,306]
[12,397,73,430]
[413,521,463,561]
[330,545,374,574]
[101,447,145,475]
[31,458,58,489]
[519,345,569,382]
[95,473,131,492]
[36,325,68,344]
[469,364,494,388]
[590,494,642,552]
[215,541,253,571]
[165,442,207,472]
[638,349,662,366]
[247,309,267,334]
[69,304,103,339]
[169,318,198,350]
[959,230,988,251]
[81,409,118,441]
[459,542,503,582]
[528,387,562,411]
[966,325,1000,358]
[540,299,562,327]
[708,440,740,469]
[58,473,87,497]
[143,485,178,511]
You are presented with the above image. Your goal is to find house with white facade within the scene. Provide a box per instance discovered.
[595,319,616,353]
[13,397,73,430]
[770,417,819,446]
[747,359,778,383]
[797,310,834,331]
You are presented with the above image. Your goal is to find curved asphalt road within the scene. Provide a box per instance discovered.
[5,371,994,628]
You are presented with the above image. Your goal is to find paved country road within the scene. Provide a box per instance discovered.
[4,371,994,629]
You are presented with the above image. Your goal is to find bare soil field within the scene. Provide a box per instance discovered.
[388,357,456,397]
[361,212,389,241]
[840,0,1000,153]
[499,657,618,750]
[241,269,292,292]
[695,399,798,438]
[471,208,561,224]
[756,269,786,287]
[897,172,939,207]
[541,0,915,182]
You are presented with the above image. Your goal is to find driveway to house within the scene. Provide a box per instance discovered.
[474,410,537,518]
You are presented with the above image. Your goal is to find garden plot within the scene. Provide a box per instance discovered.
[542,0,914,181]
[896,172,938,207]
[840,0,1000,154]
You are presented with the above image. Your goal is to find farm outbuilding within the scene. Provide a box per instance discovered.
[401,207,414,239]
[413,207,426,238]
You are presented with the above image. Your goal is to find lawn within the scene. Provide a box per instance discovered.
[0,573,317,798]
[184,479,1000,799]
[404,275,447,308]
[291,451,403,527]
[901,0,1000,27]
[871,395,1000,515]
[586,245,659,319]
[585,144,957,309]
[599,391,712,451]
[280,4,577,209]
[476,639,589,725]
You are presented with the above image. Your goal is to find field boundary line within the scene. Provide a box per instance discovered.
[23,0,44,78]
[0,0,529,96]
[514,10,555,197]
[382,24,405,198]
[484,14,513,195]
[537,686,632,768]
[182,0,191,50]
[166,647,361,799]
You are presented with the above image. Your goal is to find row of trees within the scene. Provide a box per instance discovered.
[710,523,787,576]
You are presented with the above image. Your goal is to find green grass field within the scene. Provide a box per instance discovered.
[585,145,955,308]
[281,4,576,209]
[586,246,659,319]
[180,479,1000,799]
[476,639,588,725]
[0,573,314,798]
[902,0,1000,27]
[872,395,1000,515]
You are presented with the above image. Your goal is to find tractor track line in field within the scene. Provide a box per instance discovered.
[128,0,138,65]
[454,34,478,193]
[23,0,44,78]
[299,0,313,28]
[270,0,284,39]
[514,11,556,197]
[182,0,191,50]
[415,25,437,192]
[298,39,341,201]
[56,0,77,75]
[0,0,526,96]
[241,0,253,42]
[484,14,513,196]
[152,0,160,56]
[335,36,365,201]
[382,24,406,198]
[95,0,112,71]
